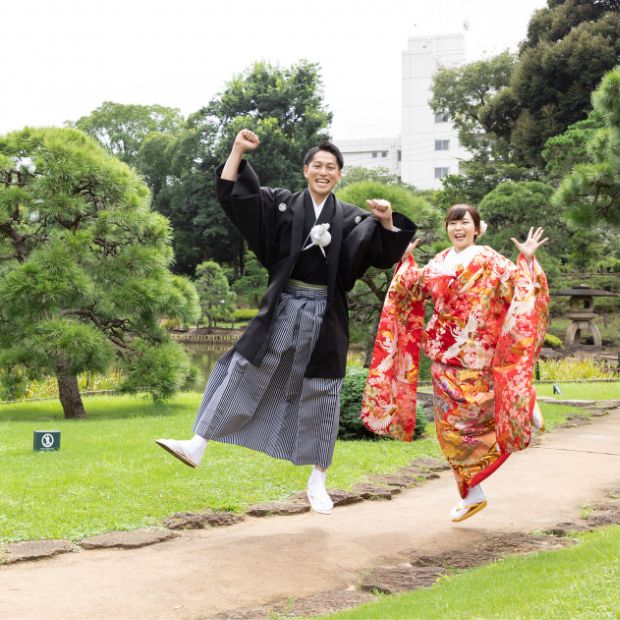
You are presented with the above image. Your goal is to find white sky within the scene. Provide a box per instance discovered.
[0,0,547,139]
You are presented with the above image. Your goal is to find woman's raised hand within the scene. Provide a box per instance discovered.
[511,227,548,260]
[402,238,422,260]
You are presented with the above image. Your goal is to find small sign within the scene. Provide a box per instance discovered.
[34,430,61,452]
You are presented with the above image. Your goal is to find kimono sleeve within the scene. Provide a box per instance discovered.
[361,254,427,442]
[215,160,286,267]
[340,212,416,290]
[492,255,549,453]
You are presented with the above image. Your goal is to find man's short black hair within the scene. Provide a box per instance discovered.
[303,142,344,170]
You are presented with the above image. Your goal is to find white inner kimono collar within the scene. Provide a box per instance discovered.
[429,244,483,277]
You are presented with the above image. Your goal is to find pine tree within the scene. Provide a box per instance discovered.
[0,128,200,417]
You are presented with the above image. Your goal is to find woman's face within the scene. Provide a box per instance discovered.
[446,213,478,251]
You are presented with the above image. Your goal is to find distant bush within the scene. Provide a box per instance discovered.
[538,357,617,380]
[234,308,259,322]
[160,318,182,331]
[544,333,563,348]
[339,367,428,440]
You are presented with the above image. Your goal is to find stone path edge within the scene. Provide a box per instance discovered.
[214,490,620,619]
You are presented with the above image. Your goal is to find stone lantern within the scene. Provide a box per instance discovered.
[553,284,617,347]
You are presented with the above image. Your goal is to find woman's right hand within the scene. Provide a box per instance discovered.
[402,238,422,260]
[233,129,260,152]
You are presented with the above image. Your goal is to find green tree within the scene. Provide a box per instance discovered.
[435,161,536,211]
[72,101,185,168]
[0,128,199,417]
[138,61,333,279]
[139,114,237,275]
[202,60,332,189]
[231,252,268,308]
[429,52,535,211]
[189,60,333,276]
[195,261,236,330]
[552,66,620,227]
[542,111,604,184]
[336,181,439,362]
[482,1,620,167]
[339,165,403,189]
[478,180,566,274]
[430,50,517,161]
[337,181,440,235]
[70,102,229,276]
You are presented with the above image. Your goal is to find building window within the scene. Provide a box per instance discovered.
[434,139,450,151]
[434,167,450,179]
[434,112,449,123]
[381,151,388,158]
[397,150,401,162]
[371,151,378,158]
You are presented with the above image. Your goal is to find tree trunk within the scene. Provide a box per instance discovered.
[56,364,87,419]
[239,241,246,277]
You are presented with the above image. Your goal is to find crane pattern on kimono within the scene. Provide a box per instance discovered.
[441,312,480,362]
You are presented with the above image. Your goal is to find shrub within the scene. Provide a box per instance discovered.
[544,333,563,348]
[234,308,259,322]
[160,318,182,331]
[538,357,617,380]
[339,367,428,440]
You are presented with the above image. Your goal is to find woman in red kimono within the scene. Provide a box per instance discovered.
[361,204,549,522]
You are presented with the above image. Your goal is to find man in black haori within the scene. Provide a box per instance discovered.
[157,129,416,513]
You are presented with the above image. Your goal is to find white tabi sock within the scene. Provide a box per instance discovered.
[308,466,326,486]
[464,483,486,506]
[185,434,207,464]
[307,466,333,514]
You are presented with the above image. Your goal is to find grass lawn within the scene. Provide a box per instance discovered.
[0,382,615,543]
[316,525,620,619]
[0,393,442,543]
[535,381,620,400]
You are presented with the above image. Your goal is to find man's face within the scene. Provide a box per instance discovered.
[303,150,342,201]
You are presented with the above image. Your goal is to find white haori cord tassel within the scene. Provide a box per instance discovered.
[302,223,331,257]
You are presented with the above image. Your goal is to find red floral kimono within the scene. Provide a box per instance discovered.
[361,246,549,498]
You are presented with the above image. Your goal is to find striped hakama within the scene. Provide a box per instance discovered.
[193,281,343,468]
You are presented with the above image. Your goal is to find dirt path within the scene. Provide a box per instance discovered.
[2,408,619,620]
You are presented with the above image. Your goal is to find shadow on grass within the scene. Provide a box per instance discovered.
[0,393,199,423]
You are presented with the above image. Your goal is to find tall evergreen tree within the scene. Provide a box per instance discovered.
[483,0,620,167]
[0,128,199,417]
[194,261,236,330]
[552,66,620,228]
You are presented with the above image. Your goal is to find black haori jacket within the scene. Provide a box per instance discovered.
[216,160,416,379]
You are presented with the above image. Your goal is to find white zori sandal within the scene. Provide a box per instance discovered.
[450,484,487,523]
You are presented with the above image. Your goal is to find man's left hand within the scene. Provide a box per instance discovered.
[367,199,394,230]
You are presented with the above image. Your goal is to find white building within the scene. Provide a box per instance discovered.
[337,136,401,177]
[401,33,468,189]
[335,33,469,190]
